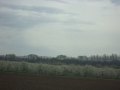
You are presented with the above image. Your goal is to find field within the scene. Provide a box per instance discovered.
[0,72,120,90]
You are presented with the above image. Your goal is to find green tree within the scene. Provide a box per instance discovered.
[56,55,67,60]
[78,56,88,61]
[28,54,38,60]
[5,54,16,60]
[78,56,84,60]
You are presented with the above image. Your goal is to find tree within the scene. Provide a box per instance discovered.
[27,54,38,60]
[0,55,5,60]
[5,54,16,60]
[102,54,107,61]
[110,54,118,61]
[78,56,83,60]
[56,55,67,60]
[78,56,88,61]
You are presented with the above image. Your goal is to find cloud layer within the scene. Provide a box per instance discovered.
[0,0,120,57]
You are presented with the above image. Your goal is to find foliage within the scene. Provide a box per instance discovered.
[56,55,67,60]
[5,54,16,60]
[1,54,120,68]
[0,60,120,79]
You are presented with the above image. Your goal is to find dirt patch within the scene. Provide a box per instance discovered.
[0,72,120,90]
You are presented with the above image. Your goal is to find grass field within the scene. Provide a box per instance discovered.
[0,72,120,90]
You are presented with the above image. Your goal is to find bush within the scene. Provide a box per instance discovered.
[0,60,120,79]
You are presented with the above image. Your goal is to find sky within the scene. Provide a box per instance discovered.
[0,0,120,57]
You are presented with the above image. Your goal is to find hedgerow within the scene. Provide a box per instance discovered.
[0,60,120,79]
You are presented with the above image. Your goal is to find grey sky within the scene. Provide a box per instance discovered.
[110,0,120,5]
[0,0,120,57]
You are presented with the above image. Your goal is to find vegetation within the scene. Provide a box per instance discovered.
[0,54,120,68]
[0,54,120,79]
[0,60,120,79]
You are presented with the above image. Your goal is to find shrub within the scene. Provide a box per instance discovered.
[0,60,120,79]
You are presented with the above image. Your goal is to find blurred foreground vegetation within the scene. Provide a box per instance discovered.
[0,54,120,69]
[0,60,120,79]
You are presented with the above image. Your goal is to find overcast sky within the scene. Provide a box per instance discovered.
[0,0,120,57]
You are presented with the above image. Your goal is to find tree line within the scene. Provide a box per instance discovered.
[0,54,120,68]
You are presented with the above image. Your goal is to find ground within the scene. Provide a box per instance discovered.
[0,72,120,90]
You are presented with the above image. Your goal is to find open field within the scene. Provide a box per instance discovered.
[0,72,120,90]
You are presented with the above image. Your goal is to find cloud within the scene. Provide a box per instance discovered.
[0,3,65,14]
[23,23,117,56]
[63,20,95,25]
[0,3,95,29]
[0,27,53,56]
[45,0,68,4]
[0,10,57,28]
[0,3,68,28]
[110,0,120,5]
[78,0,104,2]
[0,0,120,57]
